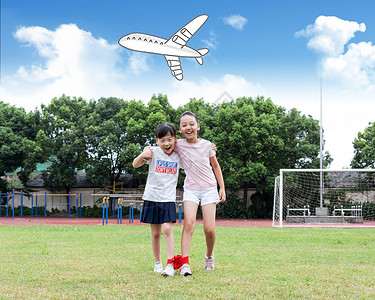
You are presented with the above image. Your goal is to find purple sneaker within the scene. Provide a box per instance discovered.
[204,255,215,270]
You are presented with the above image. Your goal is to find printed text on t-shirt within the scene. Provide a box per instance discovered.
[155,160,178,174]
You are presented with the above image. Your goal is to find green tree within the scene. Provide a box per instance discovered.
[84,97,129,188]
[37,95,90,193]
[151,93,177,125]
[351,121,375,168]
[0,101,34,190]
[278,108,332,170]
[204,97,330,215]
[177,98,216,137]
[206,97,285,208]
[17,129,50,186]
[84,95,175,193]
[0,127,24,191]
[118,95,174,186]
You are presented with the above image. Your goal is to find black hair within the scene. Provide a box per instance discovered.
[155,123,176,139]
[178,111,199,125]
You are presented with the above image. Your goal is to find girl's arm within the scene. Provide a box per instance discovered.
[132,146,153,168]
[210,155,226,202]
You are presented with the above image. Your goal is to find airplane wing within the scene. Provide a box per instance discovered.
[165,15,208,48]
[165,55,183,81]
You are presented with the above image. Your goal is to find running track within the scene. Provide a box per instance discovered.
[1,218,375,227]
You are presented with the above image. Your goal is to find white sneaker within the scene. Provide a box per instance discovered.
[161,263,175,277]
[154,261,163,273]
[180,263,192,276]
[204,255,215,270]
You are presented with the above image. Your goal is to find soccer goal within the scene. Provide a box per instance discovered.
[273,169,375,227]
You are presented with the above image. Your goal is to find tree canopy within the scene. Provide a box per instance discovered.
[2,94,332,215]
[351,121,375,168]
[0,101,39,190]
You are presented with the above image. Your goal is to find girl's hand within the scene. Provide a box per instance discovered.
[211,143,217,152]
[141,146,153,160]
[219,188,226,203]
[133,146,153,168]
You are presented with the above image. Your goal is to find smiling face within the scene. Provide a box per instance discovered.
[156,132,177,155]
[179,114,200,143]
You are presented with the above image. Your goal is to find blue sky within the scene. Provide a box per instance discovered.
[1,0,375,169]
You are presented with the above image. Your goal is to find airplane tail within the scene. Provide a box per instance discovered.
[195,48,209,65]
[198,48,209,56]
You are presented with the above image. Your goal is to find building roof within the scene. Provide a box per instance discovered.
[26,172,101,189]
[325,171,374,188]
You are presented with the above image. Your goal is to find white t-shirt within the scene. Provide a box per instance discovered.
[174,139,217,191]
[142,147,182,202]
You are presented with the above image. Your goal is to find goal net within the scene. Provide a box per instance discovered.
[273,169,375,227]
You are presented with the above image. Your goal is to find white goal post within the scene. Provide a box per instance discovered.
[273,169,375,227]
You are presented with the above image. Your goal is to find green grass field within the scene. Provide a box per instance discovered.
[1,225,375,299]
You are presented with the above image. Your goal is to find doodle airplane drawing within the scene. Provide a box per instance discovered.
[118,15,209,80]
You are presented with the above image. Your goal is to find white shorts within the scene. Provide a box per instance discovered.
[183,188,220,206]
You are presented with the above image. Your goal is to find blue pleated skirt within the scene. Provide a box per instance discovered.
[141,200,176,224]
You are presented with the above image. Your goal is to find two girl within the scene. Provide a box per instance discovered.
[133,112,226,276]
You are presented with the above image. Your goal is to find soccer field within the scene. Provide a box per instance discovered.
[0,225,374,299]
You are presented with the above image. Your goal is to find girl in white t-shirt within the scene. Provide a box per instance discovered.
[132,123,182,277]
[175,111,226,276]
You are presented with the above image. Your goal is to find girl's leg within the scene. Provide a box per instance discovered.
[162,222,175,259]
[150,224,162,262]
[201,203,217,257]
[181,201,199,257]
[161,222,176,276]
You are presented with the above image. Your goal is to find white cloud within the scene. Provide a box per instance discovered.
[201,30,218,50]
[14,25,55,58]
[323,42,375,87]
[223,15,248,31]
[321,88,375,169]
[296,16,375,88]
[1,23,265,116]
[166,73,264,107]
[267,82,375,169]
[1,24,141,110]
[295,16,366,56]
[128,52,150,75]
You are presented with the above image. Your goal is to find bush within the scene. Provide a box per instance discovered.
[0,204,140,218]
[81,205,103,218]
[216,194,255,219]
[0,206,50,217]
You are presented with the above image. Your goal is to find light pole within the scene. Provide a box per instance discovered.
[319,66,323,208]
